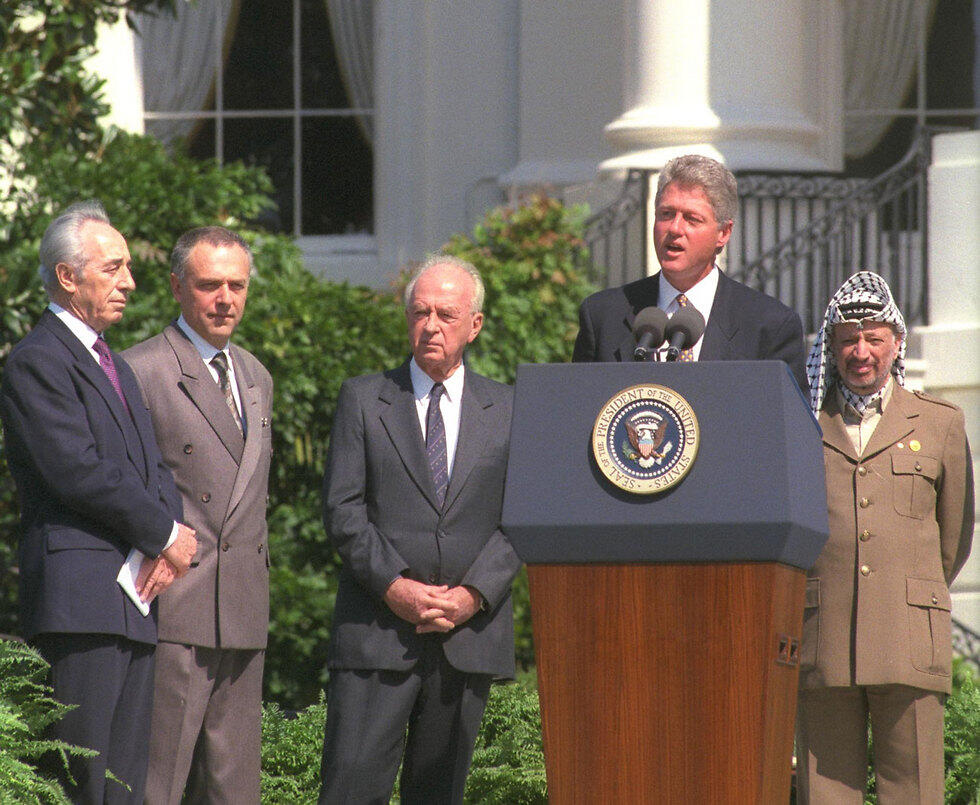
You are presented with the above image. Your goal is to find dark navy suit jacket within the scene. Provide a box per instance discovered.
[0,309,182,643]
[323,361,522,678]
[572,270,808,392]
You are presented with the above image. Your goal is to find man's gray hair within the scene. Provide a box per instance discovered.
[171,226,254,280]
[38,200,111,295]
[655,154,738,226]
[403,254,485,313]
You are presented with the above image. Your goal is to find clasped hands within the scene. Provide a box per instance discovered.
[136,523,198,604]
[384,577,483,634]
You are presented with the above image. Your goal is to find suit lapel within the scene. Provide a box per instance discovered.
[819,393,859,462]
[225,345,263,520]
[860,386,917,462]
[166,324,245,465]
[443,373,491,511]
[378,363,442,511]
[818,385,916,463]
[700,270,737,361]
[615,275,659,361]
[41,312,148,482]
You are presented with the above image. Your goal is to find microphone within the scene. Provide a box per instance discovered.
[632,307,669,361]
[664,305,705,362]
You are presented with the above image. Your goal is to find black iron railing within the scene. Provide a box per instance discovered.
[953,617,980,670]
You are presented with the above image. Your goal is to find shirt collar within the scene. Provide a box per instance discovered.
[48,301,99,352]
[658,266,719,315]
[176,314,230,364]
[410,358,465,402]
[837,375,894,417]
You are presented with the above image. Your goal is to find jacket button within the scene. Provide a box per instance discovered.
[860,529,871,541]
[859,497,871,508]
[257,544,263,554]
[183,444,193,454]
[427,573,438,584]
[222,542,230,552]
[931,594,938,604]
[857,466,867,477]
[915,462,922,472]
[201,493,211,503]
[860,564,871,576]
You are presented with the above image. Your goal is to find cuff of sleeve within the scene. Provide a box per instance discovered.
[162,521,180,552]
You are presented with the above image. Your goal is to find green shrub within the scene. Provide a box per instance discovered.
[441,194,593,384]
[259,676,546,804]
[261,693,326,804]
[466,673,547,804]
[0,639,95,804]
[944,658,980,804]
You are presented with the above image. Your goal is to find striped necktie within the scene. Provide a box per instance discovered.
[675,294,696,362]
[210,352,243,435]
[425,382,448,506]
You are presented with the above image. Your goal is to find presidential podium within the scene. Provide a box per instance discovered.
[501,361,828,803]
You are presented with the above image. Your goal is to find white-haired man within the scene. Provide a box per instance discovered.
[318,255,522,803]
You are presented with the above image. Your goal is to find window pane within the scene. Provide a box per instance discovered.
[301,0,355,109]
[844,116,916,178]
[146,118,216,155]
[224,117,295,233]
[925,1,976,109]
[302,116,373,235]
[224,4,293,111]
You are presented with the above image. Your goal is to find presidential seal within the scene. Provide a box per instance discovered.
[591,384,699,494]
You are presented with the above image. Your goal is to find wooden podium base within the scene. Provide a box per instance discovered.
[528,562,805,803]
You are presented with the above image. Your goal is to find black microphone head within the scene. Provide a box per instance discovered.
[632,306,669,344]
[665,304,706,348]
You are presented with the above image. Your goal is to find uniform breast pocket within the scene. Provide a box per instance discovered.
[906,577,952,676]
[891,453,939,519]
[800,577,820,668]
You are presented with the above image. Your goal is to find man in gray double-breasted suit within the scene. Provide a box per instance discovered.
[123,227,273,804]
[318,255,522,804]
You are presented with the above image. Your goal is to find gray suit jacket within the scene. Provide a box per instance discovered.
[123,323,273,649]
[323,361,522,678]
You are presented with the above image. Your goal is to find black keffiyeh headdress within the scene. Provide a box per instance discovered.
[805,271,907,414]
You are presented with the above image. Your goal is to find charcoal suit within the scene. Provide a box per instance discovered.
[0,309,182,802]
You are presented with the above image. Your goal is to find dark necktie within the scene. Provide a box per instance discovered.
[675,294,697,362]
[425,382,448,506]
[210,352,244,435]
[93,336,130,413]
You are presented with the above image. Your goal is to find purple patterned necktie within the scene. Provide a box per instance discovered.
[93,336,130,413]
[425,382,448,506]
[675,294,696,362]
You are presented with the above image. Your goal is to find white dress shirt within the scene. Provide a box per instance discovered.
[49,302,101,363]
[655,267,720,361]
[410,358,465,478]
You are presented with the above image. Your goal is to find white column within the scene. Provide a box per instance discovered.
[917,130,980,631]
[85,16,145,134]
[602,0,842,172]
[499,0,624,189]
[375,0,519,286]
